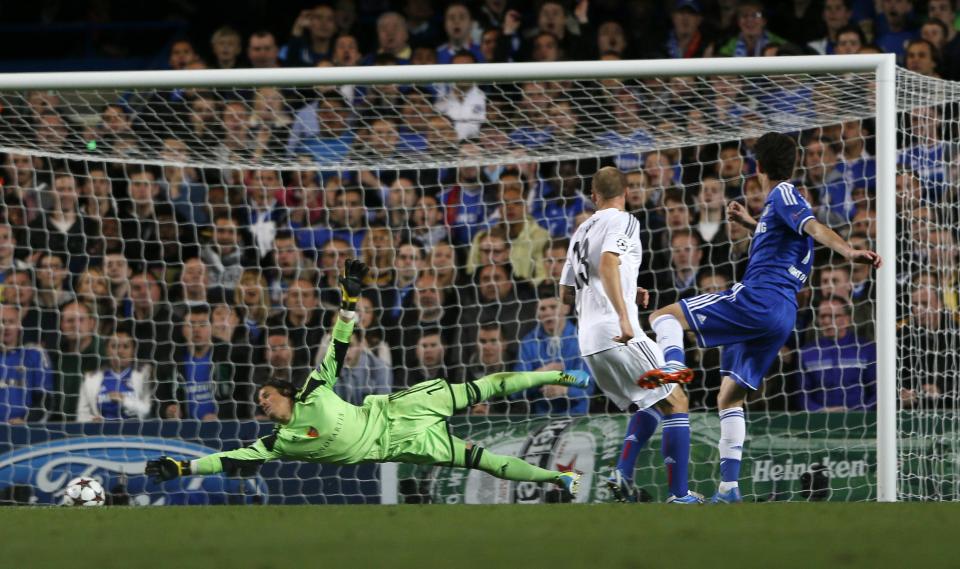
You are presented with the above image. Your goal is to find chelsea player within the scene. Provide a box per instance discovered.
[641,132,882,502]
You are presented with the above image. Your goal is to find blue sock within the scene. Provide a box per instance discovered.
[664,347,685,364]
[616,407,662,481]
[661,413,691,497]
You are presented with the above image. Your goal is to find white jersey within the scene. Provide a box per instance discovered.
[560,208,644,356]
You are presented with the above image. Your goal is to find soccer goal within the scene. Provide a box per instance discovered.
[0,54,951,505]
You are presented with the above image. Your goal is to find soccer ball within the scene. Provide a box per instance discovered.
[63,477,106,507]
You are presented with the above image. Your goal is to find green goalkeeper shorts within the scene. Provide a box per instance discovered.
[382,379,457,466]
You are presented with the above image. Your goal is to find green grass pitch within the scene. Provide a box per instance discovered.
[5,503,959,569]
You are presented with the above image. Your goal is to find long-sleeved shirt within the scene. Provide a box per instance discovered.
[513,320,592,415]
[194,317,399,473]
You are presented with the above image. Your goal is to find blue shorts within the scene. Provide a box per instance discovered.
[680,283,796,391]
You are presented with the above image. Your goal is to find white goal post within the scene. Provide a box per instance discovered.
[0,54,902,503]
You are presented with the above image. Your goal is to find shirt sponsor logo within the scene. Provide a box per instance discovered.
[788,265,808,283]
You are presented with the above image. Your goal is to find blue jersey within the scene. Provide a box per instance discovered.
[183,351,217,420]
[98,367,136,420]
[742,182,815,304]
[0,345,52,422]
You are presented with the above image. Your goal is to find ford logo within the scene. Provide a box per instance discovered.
[0,436,268,505]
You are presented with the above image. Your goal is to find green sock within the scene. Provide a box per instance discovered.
[458,443,559,483]
[467,371,562,402]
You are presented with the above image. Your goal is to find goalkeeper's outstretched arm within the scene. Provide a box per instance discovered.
[145,435,282,481]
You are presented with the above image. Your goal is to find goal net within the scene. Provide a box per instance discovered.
[0,58,949,505]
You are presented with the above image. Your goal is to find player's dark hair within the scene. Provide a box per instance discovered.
[754,132,797,182]
[261,378,297,400]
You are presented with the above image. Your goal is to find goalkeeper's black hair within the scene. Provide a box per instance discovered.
[262,378,297,400]
[754,132,797,182]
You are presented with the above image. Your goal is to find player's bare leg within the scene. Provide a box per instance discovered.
[712,377,747,504]
[640,303,694,388]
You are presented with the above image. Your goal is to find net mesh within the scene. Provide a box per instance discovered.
[0,66,953,504]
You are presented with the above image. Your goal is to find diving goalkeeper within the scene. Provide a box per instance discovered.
[146,260,586,497]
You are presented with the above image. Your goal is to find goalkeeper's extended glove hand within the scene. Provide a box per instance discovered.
[145,456,191,482]
[338,259,369,311]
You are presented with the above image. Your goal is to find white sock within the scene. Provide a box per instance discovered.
[718,407,745,491]
[651,314,685,364]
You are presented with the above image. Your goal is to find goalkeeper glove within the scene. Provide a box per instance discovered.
[339,259,369,311]
[145,456,191,482]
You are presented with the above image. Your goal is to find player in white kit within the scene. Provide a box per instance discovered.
[560,167,700,504]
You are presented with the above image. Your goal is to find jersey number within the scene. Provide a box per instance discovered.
[572,238,590,289]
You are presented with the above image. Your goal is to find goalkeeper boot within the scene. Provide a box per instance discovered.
[557,472,581,499]
[605,469,638,503]
[710,487,743,504]
[666,491,705,505]
[558,370,591,389]
[637,361,694,389]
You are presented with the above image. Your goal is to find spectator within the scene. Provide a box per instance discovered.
[905,38,940,77]
[803,135,853,222]
[405,0,442,48]
[268,229,309,305]
[530,160,588,239]
[920,17,950,55]
[232,270,271,376]
[435,59,487,140]
[119,166,169,271]
[927,0,960,79]
[440,143,490,245]
[665,0,714,58]
[542,237,569,285]
[296,185,367,253]
[834,23,865,54]
[472,262,537,346]
[817,264,875,342]
[201,214,253,294]
[164,304,234,420]
[717,0,786,57]
[158,139,208,226]
[366,12,412,64]
[396,268,463,366]
[77,327,153,421]
[210,26,244,69]
[900,105,949,201]
[128,271,175,381]
[335,329,392,404]
[283,5,337,66]
[663,229,703,305]
[247,30,281,68]
[0,303,51,423]
[244,169,288,258]
[382,176,418,230]
[249,88,293,159]
[0,221,28,285]
[51,301,106,421]
[531,32,562,62]
[395,328,447,387]
[254,328,311,391]
[5,153,48,223]
[716,141,750,199]
[839,120,876,197]
[799,296,876,411]
[695,175,729,264]
[172,257,211,321]
[437,3,484,63]
[528,0,592,61]
[510,82,557,149]
[316,237,354,309]
[218,100,256,161]
[410,193,448,250]
[28,170,102,274]
[808,0,854,54]
[513,283,592,415]
[875,0,918,61]
[467,172,549,283]
[332,33,363,67]
[168,38,198,70]
[289,91,354,162]
[597,20,628,58]
[268,277,326,368]
[34,252,73,347]
[899,284,958,409]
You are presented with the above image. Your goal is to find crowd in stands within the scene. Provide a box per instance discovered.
[0,0,958,424]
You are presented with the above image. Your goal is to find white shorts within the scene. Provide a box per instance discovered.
[584,339,675,411]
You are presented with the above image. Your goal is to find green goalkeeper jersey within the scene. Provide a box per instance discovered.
[192,317,396,474]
